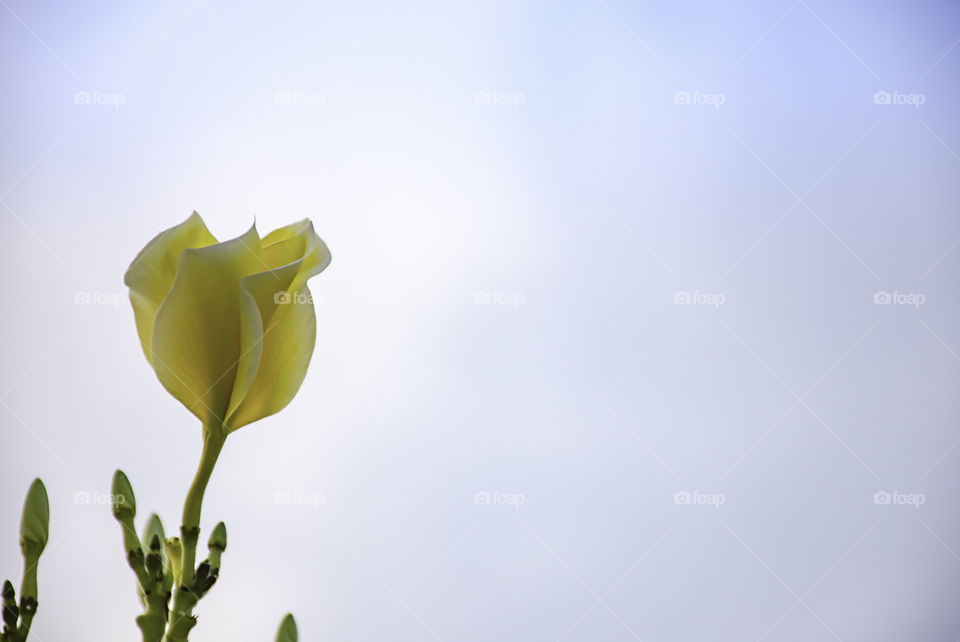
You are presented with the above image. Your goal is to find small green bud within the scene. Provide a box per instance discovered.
[275,613,298,642]
[208,522,227,552]
[203,569,218,593]
[194,560,209,585]
[142,514,166,552]
[19,479,49,559]
[206,521,227,574]
[141,514,172,593]
[145,549,164,581]
[111,470,136,520]
[2,580,18,631]
[192,560,214,596]
[165,537,183,586]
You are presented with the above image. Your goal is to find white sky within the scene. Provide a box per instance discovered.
[2,1,960,640]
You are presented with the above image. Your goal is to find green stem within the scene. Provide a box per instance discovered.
[164,426,225,642]
[119,517,150,593]
[18,560,36,607]
[137,590,168,642]
[163,588,197,642]
[180,429,225,583]
[14,558,38,642]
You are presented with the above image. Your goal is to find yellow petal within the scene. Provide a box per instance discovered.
[225,260,300,422]
[124,212,218,366]
[225,290,265,424]
[150,224,263,427]
[290,227,332,292]
[261,219,331,290]
[261,219,311,250]
[225,222,330,430]
[226,283,318,430]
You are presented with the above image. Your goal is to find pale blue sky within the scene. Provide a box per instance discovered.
[2,1,959,640]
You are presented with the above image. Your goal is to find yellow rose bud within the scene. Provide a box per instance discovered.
[124,213,331,432]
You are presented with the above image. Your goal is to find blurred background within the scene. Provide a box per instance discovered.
[2,0,959,640]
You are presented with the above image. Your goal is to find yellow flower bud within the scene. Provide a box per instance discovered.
[124,213,331,432]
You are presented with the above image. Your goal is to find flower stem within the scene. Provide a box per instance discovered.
[180,429,224,584]
[137,595,166,642]
[11,559,38,642]
[164,426,225,641]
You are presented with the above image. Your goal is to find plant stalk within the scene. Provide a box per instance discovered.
[164,426,225,642]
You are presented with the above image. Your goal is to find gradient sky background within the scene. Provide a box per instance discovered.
[2,0,960,640]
